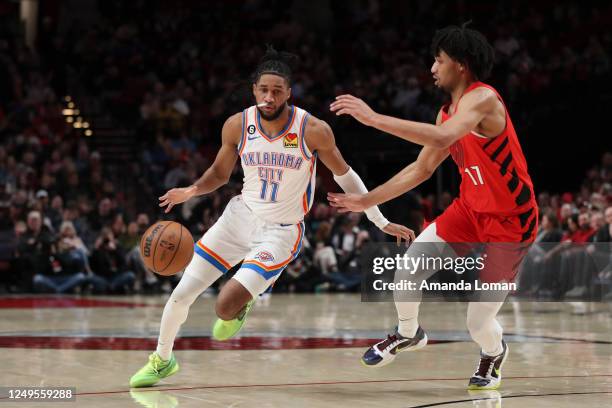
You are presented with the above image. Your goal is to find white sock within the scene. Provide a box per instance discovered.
[393,223,446,339]
[156,257,222,360]
[483,341,504,357]
[467,302,505,358]
[396,302,420,338]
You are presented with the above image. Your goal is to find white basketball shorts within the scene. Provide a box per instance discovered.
[187,195,304,297]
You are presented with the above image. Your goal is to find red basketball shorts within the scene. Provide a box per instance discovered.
[430,198,538,283]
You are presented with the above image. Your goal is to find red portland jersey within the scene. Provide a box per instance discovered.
[441,81,536,216]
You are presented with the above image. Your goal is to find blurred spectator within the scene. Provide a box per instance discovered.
[25,212,88,294]
[48,195,64,231]
[110,214,126,239]
[589,210,605,235]
[89,198,115,234]
[313,222,337,275]
[124,213,164,292]
[56,221,91,276]
[316,214,368,291]
[563,213,596,243]
[35,190,54,230]
[588,206,612,289]
[89,228,135,293]
[119,221,140,250]
[17,211,55,289]
[593,206,612,243]
[520,210,563,295]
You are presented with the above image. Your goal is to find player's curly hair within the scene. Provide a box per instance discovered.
[430,22,495,80]
[252,45,299,85]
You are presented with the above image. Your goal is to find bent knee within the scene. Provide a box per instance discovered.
[466,315,485,335]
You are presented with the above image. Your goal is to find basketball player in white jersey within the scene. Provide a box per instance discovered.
[129,47,414,388]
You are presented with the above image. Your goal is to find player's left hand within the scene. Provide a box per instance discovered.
[328,192,367,212]
[159,186,196,213]
[330,94,378,126]
[382,223,416,246]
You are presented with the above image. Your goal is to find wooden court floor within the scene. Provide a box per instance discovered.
[0,294,611,407]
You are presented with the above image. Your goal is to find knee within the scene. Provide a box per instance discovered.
[214,278,253,320]
[466,314,484,336]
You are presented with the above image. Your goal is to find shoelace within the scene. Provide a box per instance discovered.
[474,355,496,378]
[377,334,401,353]
[150,355,164,375]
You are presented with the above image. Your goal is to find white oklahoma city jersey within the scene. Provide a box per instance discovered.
[237,105,316,225]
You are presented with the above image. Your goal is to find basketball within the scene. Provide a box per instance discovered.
[139,221,194,276]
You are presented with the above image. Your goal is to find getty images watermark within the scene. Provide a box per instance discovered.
[359,242,612,302]
[371,252,516,292]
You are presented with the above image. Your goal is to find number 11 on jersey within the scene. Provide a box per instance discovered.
[464,165,484,185]
[260,179,280,202]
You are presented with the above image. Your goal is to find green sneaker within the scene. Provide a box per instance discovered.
[129,352,179,388]
[212,299,256,341]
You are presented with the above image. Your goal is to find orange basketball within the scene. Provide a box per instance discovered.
[139,221,194,276]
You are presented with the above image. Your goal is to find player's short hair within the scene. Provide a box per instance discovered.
[253,45,298,86]
[431,23,495,80]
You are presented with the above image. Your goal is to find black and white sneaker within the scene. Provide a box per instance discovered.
[361,326,428,367]
[467,340,509,390]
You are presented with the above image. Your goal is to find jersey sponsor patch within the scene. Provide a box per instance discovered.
[254,251,275,262]
[283,133,298,148]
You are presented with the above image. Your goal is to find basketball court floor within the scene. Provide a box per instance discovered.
[0,293,611,407]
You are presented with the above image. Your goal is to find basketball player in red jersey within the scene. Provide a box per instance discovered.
[329,25,537,390]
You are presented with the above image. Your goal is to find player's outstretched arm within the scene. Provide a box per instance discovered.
[328,110,448,211]
[159,113,241,213]
[329,88,497,148]
[329,146,449,211]
[306,116,415,243]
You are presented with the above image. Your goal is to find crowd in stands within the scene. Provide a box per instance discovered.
[0,1,610,297]
[519,153,612,300]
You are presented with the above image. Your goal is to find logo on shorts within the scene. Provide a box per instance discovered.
[254,251,275,262]
[283,133,298,148]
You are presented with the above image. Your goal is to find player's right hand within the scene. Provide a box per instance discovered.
[159,186,196,213]
[330,94,378,127]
